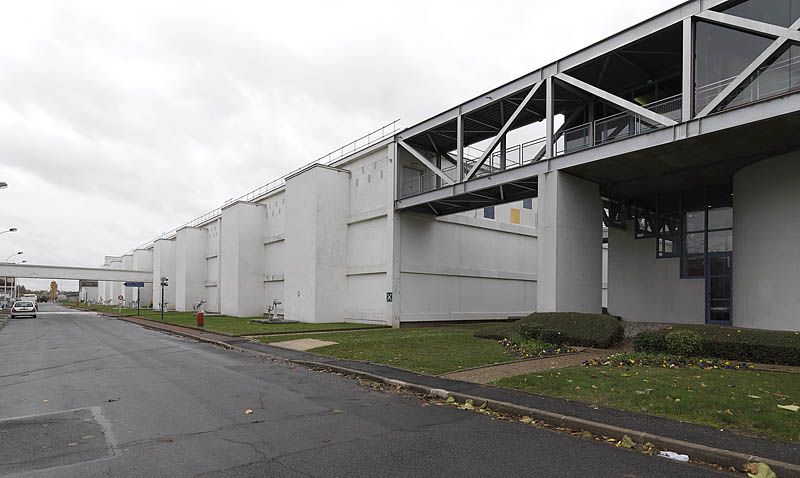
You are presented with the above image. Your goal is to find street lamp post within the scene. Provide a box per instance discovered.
[0,228,17,235]
[4,252,22,262]
[0,182,7,189]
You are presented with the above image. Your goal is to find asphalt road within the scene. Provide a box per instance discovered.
[0,303,732,477]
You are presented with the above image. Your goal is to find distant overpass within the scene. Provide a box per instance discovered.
[0,263,152,283]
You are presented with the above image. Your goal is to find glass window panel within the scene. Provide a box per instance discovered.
[711,276,731,299]
[708,207,733,230]
[685,211,705,232]
[685,232,706,254]
[709,255,732,275]
[695,21,773,113]
[710,307,731,322]
[684,255,705,277]
[728,45,800,109]
[523,198,533,210]
[708,230,733,252]
[721,0,800,28]
[483,206,495,220]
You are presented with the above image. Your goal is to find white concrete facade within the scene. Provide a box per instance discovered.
[733,152,800,332]
[152,238,176,311]
[106,140,548,324]
[536,170,602,314]
[175,227,207,312]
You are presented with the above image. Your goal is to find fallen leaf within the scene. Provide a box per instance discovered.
[520,416,533,424]
[445,396,455,404]
[244,409,254,415]
[616,435,634,449]
[41,400,49,404]
[747,395,762,399]
[744,462,776,478]
[777,404,799,412]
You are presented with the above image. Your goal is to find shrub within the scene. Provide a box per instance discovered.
[665,330,704,356]
[633,330,667,353]
[633,325,800,366]
[516,312,624,349]
[474,322,519,340]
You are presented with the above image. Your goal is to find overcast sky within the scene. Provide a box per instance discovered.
[1,0,684,290]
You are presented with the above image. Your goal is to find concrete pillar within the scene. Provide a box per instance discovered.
[220,201,266,317]
[536,170,602,313]
[284,164,349,323]
[733,152,800,331]
[133,249,154,308]
[110,258,123,305]
[153,239,176,311]
[122,254,134,306]
[175,227,207,312]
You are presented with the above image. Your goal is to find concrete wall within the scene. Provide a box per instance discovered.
[344,149,392,324]
[537,170,602,313]
[132,249,154,308]
[396,212,537,321]
[220,202,266,317]
[261,191,286,316]
[152,239,176,310]
[122,255,134,305]
[284,164,350,323]
[733,152,800,331]
[175,227,207,312]
[203,218,221,313]
[607,226,704,324]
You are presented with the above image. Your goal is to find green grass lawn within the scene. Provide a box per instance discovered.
[70,304,384,336]
[495,365,800,443]
[259,325,514,375]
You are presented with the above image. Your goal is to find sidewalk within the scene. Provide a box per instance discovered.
[109,313,800,474]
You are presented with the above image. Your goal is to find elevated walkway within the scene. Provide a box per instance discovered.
[0,263,152,283]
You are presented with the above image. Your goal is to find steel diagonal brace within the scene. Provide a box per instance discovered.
[397,139,455,185]
[695,14,800,118]
[464,81,544,181]
[555,73,677,127]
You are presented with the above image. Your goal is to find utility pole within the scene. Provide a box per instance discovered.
[160,276,168,321]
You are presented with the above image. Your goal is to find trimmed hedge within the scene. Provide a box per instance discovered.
[518,312,624,349]
[474,322,519,341]
[633,325,800,366]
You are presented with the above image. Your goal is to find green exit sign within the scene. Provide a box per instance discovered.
[386,292,393,303]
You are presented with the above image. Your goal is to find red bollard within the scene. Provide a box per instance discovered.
[196,310,205,327]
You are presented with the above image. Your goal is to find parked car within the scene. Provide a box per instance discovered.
[11,301,36,318]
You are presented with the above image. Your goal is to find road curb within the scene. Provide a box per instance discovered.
[292,360,800,478]
[115,315,800,477]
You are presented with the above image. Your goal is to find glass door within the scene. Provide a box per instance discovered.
[706,252,732,323]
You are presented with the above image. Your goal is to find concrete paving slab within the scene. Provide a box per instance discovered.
[269,338,338,351]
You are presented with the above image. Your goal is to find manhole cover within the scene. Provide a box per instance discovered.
[0,408,113,475]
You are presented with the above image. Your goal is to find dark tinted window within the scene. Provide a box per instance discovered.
[722,0,800,28]
[694,21,772,112]
[483,206,495,220]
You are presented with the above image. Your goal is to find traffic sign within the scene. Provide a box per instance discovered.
[124,282,145,288]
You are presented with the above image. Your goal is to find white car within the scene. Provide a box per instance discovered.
[11,301,37,318]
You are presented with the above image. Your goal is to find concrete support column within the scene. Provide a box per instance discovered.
[133,249,154,308]
[220,201,266,317]
[110,258,123,305]
[536,170,602,313]
[284,164,349,323]
[122,254,134,306]
[152,239,176,311]
[175,227,207,312]
[733,153,800,331]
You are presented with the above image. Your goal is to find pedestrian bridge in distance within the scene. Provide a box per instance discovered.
[0,263,152,283]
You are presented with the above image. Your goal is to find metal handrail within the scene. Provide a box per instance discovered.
[128,119,401,253]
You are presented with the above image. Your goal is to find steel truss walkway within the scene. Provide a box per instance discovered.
[394,0,800,215]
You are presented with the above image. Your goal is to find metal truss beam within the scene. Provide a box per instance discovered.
[555,73,678,127]
[695,16,800,118]
[533,107,586,162]
[695,10,800,43]
[464,82,544,181]
[397,139,455,185]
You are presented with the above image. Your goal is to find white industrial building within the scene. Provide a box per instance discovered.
[99,0,800,331]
